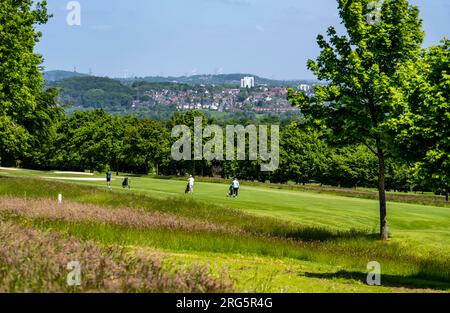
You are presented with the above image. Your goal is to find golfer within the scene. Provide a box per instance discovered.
[106,170,112,190]
[232,178,240,197]
[188,175,195,193]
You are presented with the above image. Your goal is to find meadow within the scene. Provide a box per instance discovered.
[0,167,449,292]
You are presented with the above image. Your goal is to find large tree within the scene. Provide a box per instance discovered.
[390,39,450,201]
[277,123,329,185]
[0,0,53,165]
[53,110,119,172]
[325,145,378,188]
[288,0,424,239]
[122,118,170,175]
[167,111,211,176]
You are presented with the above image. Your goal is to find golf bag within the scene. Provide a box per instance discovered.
[122,177,130,189]
[227,185,234,197]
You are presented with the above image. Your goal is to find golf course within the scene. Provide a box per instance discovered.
[1,167,449,293]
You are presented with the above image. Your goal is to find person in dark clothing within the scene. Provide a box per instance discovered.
[106,170,112,190]
[227,183,234,197]
[122,177,130,189]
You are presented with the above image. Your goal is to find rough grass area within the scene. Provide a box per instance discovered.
[0,197,243,235]
[0,218,230,293]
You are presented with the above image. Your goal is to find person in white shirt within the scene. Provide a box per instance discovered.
[232,178,240,197]
[188,175,195,193]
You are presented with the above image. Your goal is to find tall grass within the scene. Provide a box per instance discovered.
[0,197,243,235]
[4,210,449,290]
[0,218,231,293]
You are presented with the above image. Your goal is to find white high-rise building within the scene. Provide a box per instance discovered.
[299,84,310,92]
[241,76,255,88]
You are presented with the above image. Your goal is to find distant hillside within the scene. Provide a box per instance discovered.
[42,71,315,115]
[43,70,88,82]
[43,70,314,87]
[47,76,134,109]
[118,74,312,87]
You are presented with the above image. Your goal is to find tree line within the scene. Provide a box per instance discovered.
[1,107,439,197]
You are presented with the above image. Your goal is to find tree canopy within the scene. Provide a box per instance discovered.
[389,39,450,200]
[0,0,60,166]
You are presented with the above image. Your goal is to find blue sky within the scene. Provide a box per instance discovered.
[37,0,450,80]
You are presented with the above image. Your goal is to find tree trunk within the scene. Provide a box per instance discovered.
[377,147,388,240]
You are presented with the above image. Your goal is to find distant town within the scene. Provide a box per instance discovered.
[44,70,317,114]
[132,77,314,113]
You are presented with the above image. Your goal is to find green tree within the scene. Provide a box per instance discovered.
[287,0,424,239]
[0,116,30,166]
[22,88,64,169]
[324,145,378,188]
[109,116,126,175]
[53,110,118,172]
[277,123,329,185]
[384,160,414,192]
[122,118,170,174]
[390,39,450,200]
[167,111,211,176]
[0,0,52,164]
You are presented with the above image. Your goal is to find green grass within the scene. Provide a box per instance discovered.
[154,251,448,293]
[161,175,450,208]
[1,168,449,292]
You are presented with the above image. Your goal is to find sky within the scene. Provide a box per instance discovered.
[36,0,450,80]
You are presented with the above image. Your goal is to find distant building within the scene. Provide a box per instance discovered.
[241,76,255,88]
[299,84,310,92]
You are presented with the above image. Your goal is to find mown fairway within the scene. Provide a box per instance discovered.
[0,168,449,292]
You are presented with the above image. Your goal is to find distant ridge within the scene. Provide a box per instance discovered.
[42,70,315,86]
[42,70,88,82]
[117,73,314,87]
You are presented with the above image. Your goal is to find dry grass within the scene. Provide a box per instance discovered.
[0,197,244,235]
[0,219,231,293]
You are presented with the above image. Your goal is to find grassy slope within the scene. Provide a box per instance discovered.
[3,168,447,252]
[0,168,449,292]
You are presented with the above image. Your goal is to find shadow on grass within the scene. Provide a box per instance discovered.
[302,270,450,291]
[267,226,377,242]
